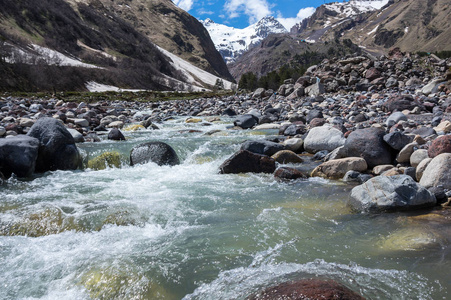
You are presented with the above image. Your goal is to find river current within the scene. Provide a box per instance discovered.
[0,117,450,299]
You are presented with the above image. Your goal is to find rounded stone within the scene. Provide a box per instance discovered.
[130,142,180,166]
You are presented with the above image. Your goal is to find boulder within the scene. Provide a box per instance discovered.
[311,157,367,179]
[219,150,275,174]
[271,150,304,164]
[252,88,266,98]
[27,117,80,172]
[420,153,451,189]
[428,135,451,158]
[233,114,258,129]
[0,135,39,178]
[385,112,407,127]
[350,175,436,212]
[241,140,285,156]
[282,138,304,153]
[382,95,421,113]
[383,131,414,151]
[130,142,180,166]
[247,279,365,300]
[108,128,126,141]
[416,158,432,182]
[410,149,429,168]
[67,128,85,143]
[396,142,419,163]
[274,167,307,180]
[305,82,325,97]
[343,127,392,168]
[304,125,346,154]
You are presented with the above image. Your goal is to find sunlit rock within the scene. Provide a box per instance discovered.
[87,152,123,170]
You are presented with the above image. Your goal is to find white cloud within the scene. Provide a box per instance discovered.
[197,8,214,15]
[173,0,194,12]
[276,7,315,31]
[224,0,272,24]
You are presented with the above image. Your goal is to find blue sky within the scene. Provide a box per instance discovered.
[172,0,342,29]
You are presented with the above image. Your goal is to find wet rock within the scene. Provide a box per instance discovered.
[241,140,285,156]
[350,175,436,212]
[428,135,451,158]
[87,152,122,170]
[420,153,451,190]
[271,150,303,164]
[343,170,372,184]
[108,128,126,141]
[304,125,346,154]
[311,157,367,179]
[219,150,276,174]
[247,279,365,300]
[67,128,85,143]
[313,150,329,161]
[274,167,307,180]
[130,142,180,166]
[234,114,258,129]
[344,127,392,168]
[0,135,39,178]
[27,117,80,172]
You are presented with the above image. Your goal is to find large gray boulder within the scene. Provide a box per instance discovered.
[241,140,285,156]
[343,127,392,168]
[27,118,80,172]
[233,114,258,129]
[304,125,346,154]
[0,135,39,178]
[130,141,180,166]
[350,175,436,212]
[419,153,451,190]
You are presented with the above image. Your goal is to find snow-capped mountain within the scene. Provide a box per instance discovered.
[201,16,287,64]
[291,0,389,37]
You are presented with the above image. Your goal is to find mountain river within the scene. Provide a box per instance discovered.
[0,117,450,299]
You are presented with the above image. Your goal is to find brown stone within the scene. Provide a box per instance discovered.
[274,167,307,180]
[247,279,365,300]
[428,135,451,158]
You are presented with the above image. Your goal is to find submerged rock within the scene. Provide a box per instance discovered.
[247,279,365,300]
[0,135,39,178]
[87,152,123,170]
[274,167,307,180]
[350,175,436,212]
[27,117,80,172]
[130,142,180,166]
[219,150,276,174]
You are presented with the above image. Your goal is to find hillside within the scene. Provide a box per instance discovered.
[0,0,233,92]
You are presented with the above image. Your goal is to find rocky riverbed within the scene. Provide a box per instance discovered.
[1,50,451,299]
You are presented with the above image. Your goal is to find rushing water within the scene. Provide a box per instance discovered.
[0,117,450,299]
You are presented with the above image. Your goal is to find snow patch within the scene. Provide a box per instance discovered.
[85,82,146,93]
[367,25,379,35]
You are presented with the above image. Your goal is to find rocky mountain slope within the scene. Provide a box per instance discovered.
[291,0,450,55]
[0,0,233,92]
[201,16,287,64]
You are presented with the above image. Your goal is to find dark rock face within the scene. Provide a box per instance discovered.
[219,150,276,174]
[274,167,307,180]
[130,142,180,166]
[344,127,392,168]
[382,95,421,112]
[234,114,259,129]
[428,135,451,158]
[108,128,126,141]
[0,135,39,178]
[383,131,414,151]
[247,279,365,300]
[27,118,80,172]
[241,140,285,156]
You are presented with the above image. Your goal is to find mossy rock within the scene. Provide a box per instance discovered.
[185,117,202,123]
[81,267,174,299]
[87,152,122,170]
[0,207,79,237]
[123,124,145,131]
[102,210,138,227]
[378,227,444,251]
